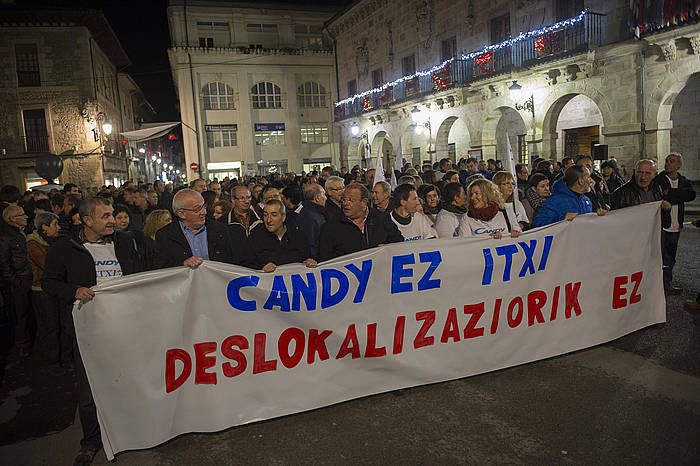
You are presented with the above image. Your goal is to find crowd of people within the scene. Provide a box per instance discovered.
[0,152,696,465]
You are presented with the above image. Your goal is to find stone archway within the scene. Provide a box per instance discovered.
[553,94,604,159]
[495,107,527,165]
[435,116,470,162]
[370,130,394,171]
[401,124,430,167]
[668,73,700,180]
[541,93,605,161]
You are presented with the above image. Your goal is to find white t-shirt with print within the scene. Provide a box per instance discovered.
[84,242,123,285]
[391,211,437,242]
[458,204,521,238]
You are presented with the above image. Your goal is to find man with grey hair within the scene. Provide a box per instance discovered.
[42,196,144,465]
[154,188,237,268]
[297,183,327,258]
[244,199,316,272]
[372,181,391,213]
[611,160,669,210]
[324,175,345,222]
[653,153,696,294]
[0,204,33,358]
[318,183,403,261]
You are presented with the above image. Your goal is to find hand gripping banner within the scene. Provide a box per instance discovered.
[73,203,666,459]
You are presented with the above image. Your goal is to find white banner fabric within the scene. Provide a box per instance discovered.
[74,203,666,459]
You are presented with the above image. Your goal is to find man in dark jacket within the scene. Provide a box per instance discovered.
[42,196,144,466]
[653,153,696,294]
[612,159,674,292]
[0,204,33,356]
[154,180,173,212]
[227,185,265,250]
[324,176,345,222]
[296,183,327,258]
[318,183,403,261]
[611,159,668,210]
[155,189,237,268]
[244,200,316,271]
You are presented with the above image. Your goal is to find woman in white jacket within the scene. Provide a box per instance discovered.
[492,170,529,230]
[459,178,521,239]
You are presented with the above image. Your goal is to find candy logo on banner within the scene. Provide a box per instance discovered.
[74,203,666,460]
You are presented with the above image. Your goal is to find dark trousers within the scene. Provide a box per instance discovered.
[661,230,680,290]
[12,280,34,345]
[31,291,69,364]
[74,338,101,450]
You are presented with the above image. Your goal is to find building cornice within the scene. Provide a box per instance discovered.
[325,0,388,38]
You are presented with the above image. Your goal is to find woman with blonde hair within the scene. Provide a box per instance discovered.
[459,178,521,239]
[142,209,172,269]
[144,209,172,240]
[492,171,529,230]
[213,200,233,222]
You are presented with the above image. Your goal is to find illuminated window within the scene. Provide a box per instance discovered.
[300,124,329,144]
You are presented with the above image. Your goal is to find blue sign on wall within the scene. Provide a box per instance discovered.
[254,123,285,131]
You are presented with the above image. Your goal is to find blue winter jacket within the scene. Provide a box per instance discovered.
[532,179,593,227]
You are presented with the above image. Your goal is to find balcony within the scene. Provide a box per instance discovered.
[335,11,604,121]
[23,135,50,153]
[635,0,700,36]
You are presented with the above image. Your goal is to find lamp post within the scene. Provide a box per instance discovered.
[509,81,535,120]
[95,112,113,153]
[411,106,434,162]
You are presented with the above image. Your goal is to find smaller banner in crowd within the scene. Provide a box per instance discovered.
[74,203,666,459]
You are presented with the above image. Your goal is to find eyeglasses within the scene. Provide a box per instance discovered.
[11,213,28,218]
[327,187,344,191]
[234,195,252,201]
[178,203,205,213]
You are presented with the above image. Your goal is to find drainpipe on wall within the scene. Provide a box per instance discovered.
[639,48,646,159]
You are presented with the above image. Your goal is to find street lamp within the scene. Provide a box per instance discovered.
[350,122,360,136]
[411,106,422,123]
[509,81,535,119]
[101,122,113,136]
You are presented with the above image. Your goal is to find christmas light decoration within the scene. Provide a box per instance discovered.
[335,10,588,108]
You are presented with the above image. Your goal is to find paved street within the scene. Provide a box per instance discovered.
[1,223,698,466]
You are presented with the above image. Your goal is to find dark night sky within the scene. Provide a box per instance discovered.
[15,0,355,121]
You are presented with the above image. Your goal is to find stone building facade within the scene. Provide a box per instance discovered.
[328,0,700,181]
[0,8,153,190]
[167,0,339,180]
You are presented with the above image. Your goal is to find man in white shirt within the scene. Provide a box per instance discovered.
[653,153,697,295]
[42,197,144,466]
[390,184,437,241]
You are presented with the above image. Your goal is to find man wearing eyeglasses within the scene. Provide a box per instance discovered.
[227,185,264,249]
[154,189,237,268]
[0,204,33,357]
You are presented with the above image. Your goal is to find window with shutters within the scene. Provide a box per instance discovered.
[15,44,40,87]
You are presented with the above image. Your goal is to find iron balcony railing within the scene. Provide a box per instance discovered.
[335,11,604,121]
[23,135,50,153]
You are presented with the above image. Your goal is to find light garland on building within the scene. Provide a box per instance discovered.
[334,10,588,108]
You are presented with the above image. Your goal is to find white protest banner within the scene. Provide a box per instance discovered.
[74,203,665,459]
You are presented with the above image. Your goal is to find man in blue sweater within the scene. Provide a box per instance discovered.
[532,165,597,227]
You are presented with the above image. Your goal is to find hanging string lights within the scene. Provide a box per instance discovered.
[334,10,588,108]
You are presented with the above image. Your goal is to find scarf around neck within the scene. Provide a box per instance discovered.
[468,202,500,221]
